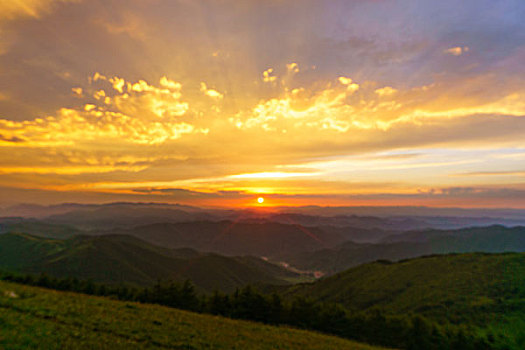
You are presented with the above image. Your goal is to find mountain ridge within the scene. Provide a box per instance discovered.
[0,232,306,292]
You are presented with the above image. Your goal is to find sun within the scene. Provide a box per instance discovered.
[257,197,264,204]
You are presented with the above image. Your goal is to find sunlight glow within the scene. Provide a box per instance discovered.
[229,172,319,179]
[0,1,524,208]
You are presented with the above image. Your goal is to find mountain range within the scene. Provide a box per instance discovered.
[3,202,525,229]
[282,225,525,274]
[0,233,306,293]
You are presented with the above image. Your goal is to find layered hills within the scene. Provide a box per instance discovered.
[0,233,304,293]
[283,225,525,274]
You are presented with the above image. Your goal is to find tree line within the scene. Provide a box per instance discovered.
[0,271,509,350]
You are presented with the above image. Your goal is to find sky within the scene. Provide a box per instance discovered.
[0,0,525,208]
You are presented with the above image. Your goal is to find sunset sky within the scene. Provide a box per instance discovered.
[1,0,525,208]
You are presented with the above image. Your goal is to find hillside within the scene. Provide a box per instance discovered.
[0,218,83,239]
[283,225,525,274]
[282,253,525,349]
[380,225,525,247]
[0,280,385,350]
[0,233,305,292]
[110,221,344,257]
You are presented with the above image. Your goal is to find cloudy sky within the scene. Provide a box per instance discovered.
[1,0,525,208]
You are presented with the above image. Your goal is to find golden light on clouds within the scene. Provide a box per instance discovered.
[1,64,525,207]
[0,0,78,20]
[0,0,524,208]
[229,172,319,179]
[444,46,470,56]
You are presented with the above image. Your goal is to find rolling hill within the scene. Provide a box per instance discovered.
[380,225,525,246]
[282,253,525,349]
[0,218,83,239]
[4,202,525,236]
[108,221,345,257]
[0,233,305,293]
[0,280,385,350]
[283,225,525,274]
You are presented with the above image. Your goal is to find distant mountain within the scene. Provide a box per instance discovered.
[1,203,92,218]
[282,225,525,274]
[400,215,525,229]
[234,213,430,231]
[1,202,211,219]
[5,202,525,230]
[45,205,217,229]
[274,205,525,221]
[1,203,220,229]
[108,221,345,258]
[282,253,525,348]
[0,218,83,239]
[314,225,394,243]
[380,224,525,244]
[228,209,525,230]
[0,233,304,293]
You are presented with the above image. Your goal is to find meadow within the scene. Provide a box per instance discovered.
[0,280,386,350]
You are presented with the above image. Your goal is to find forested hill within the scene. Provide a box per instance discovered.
[283,225,525,274]
[0,232,305,292]
[282,253,525,349]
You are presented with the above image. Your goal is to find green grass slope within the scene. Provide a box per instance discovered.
[0,233,303,293]
[0,280,386,350]
[283,253,525,349]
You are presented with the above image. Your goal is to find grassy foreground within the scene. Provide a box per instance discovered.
[0,280,387,350]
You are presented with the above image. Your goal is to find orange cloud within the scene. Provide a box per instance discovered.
[200,82,224,100]
[262,68,277,83]
[375,86,397,96]
[0,0,79,21]
[286,62,299,74]
[0,75,202,147]
[444,46,469,56]
[1,68,525,204]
